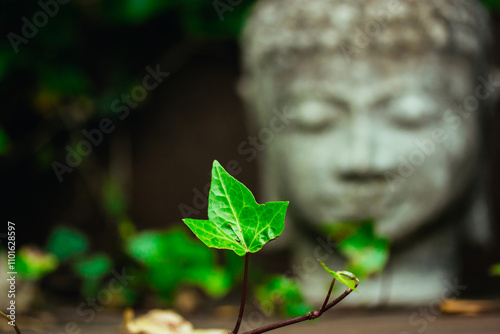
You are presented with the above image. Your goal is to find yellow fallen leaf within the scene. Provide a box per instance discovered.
[123,309,192,334]
[122,308,227,334]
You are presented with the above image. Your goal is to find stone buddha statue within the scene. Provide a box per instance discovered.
[239,0,498,305]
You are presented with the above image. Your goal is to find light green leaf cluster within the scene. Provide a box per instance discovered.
[183,161,288,256]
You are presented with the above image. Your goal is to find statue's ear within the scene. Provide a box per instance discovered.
[237,74,263,127]
[237,75,252,106]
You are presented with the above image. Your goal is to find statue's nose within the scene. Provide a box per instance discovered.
[337,113,387,183]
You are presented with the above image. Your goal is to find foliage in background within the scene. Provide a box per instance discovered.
[1,0,254,305]
[490,263,500,276]
[255,276,311,317]
[0,0,257,179]
[16,223,244,308]
[15,246,58,281]
[46,226,89,261]
[323,220,389,279]
[480,0,500,10]
[45,226,114,297]
[125,228,242,301]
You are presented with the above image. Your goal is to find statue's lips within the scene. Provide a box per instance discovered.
[317,185,391,202]
[312,190,398,219]
[325,214,371,222]
[318,206,376,219]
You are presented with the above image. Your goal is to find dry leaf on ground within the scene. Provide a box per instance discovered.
[122,308,227,334]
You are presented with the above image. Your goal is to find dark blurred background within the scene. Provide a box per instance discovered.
[0,0,499,313]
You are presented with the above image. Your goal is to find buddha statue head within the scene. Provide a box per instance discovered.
[239,0,496,244]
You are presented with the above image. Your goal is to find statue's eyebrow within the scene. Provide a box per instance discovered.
[371,90,442,109]
[325,95,350,111]
[371,95,394,109]
[285,89,351,111]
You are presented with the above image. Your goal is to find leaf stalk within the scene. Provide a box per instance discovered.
[231,252,250,334]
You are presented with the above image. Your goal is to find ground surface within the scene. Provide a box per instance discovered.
[8,309,499,334]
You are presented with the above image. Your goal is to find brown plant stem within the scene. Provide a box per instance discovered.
[231,252,250,334]
[0,311,21,334]
[319,278,336,313]
[240,281,356,334]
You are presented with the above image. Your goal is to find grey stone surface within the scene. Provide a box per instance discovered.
[239,0,497,305]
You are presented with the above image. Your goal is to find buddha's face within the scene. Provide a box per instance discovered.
[256,55,484,241]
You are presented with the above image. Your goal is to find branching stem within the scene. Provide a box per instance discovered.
[319,278,336,314]
[239,279,357,334]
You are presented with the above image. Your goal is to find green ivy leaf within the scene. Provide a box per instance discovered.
[318,260,359,292]
[183,160,288,256]
[46,226,89,261]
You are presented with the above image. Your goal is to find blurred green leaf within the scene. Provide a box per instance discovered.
[37,145,56,170]
[324,220,389,279]
[16,246,59,281]
[73,253,113,296]
[0,126,11,156]
[186,267,233,297]
[73,253,112,279]
[39,66,90,96]
[490,263,500,276]
[255,276,311,317]
[103,176,127,218]
[0,46,13,82]
[118,219,137,241]
[103,0,178,24]
[225,249,244,277]
[181,0,255,38]
[46,226,89,261]
[481,0,500,10]
[126,228,232,298]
